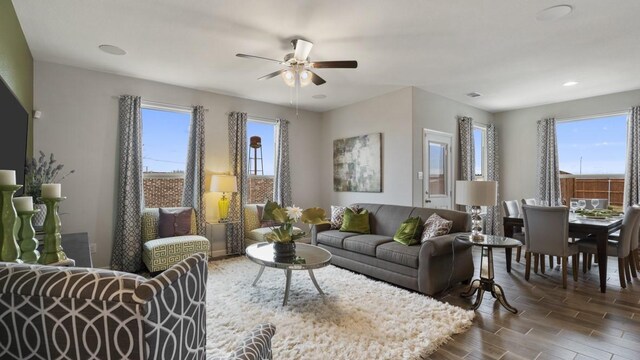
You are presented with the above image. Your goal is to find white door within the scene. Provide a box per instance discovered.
[423,130,453,209]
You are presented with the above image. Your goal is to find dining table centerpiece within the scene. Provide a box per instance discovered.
[261,200,328,260]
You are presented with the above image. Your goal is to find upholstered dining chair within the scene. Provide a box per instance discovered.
[503,200,526,262]
[578,206,640,288]
[521,198,561,270]
[521,198,537,206]
[522,205,580,289]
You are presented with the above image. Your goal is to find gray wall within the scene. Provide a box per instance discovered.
[411,88,494,207]
[34,61,323,268]
[494,89,640,202]
[319,88,414,210]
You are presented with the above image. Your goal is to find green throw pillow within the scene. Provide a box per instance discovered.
[393,216,422,245]
[340,208,370,234]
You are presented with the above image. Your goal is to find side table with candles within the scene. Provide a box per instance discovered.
[458,234,522,314]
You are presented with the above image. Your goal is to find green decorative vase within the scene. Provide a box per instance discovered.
[38,197,68,265]
[0,184,23,263]
[17,209,40,263]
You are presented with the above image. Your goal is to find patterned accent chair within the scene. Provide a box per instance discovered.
[142,207,210,272]
[0,254,277,360]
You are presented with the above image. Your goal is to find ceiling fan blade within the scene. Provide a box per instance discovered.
[236,53,283,64]
[293,39,313,61]
[310,60,358,69]
[309,71,326,86]
[257,69,285,81]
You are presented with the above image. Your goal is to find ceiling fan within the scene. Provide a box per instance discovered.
[236,39,358,87]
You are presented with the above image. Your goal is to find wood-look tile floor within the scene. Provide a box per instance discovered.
[429,248,640,360]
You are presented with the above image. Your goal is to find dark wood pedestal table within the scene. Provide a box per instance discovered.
[458,234,522,314]
[246,242,332,306]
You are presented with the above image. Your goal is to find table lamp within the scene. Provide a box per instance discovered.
[210,175,237,222]
[455,180,498,241]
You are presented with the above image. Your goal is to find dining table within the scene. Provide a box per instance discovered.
[503,213,623,293]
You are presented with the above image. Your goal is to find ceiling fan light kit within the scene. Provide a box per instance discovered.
[236,38,358,89]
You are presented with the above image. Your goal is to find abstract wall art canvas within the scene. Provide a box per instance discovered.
[333,133,382,192]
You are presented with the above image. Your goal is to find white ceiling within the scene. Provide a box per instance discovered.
[12,0,640,113]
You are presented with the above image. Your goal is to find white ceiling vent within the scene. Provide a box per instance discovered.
[466,92,482,98]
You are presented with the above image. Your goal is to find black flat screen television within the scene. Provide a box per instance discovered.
[0,76,29,195]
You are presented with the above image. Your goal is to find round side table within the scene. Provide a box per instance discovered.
[457,234,522,314]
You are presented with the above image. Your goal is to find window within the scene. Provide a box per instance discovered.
[141,106,191,207]
[556,114,627,175]
[556,113,628,210]
[473,126,487,180]
[246,120,276,203]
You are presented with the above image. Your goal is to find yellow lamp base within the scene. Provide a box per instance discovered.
[218,194,230,222]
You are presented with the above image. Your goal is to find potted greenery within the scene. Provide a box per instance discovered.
[261,201,328,259]
[24,151,75,227]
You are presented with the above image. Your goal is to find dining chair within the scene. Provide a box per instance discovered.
[522,205,580,289]
[578,206,640,288]
[570,198,609,210]
[521,198,537,206]
[521,198,559,270]
[503,200,526,263]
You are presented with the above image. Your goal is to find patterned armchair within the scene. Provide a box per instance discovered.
[0,253,277,360]
[142,207,210,272]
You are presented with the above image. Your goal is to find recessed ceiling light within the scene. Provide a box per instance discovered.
[563,81,579,87]
[312,94,327,99]
[536,5,573,21]
[466,92,482,98]
[99,44,127,55]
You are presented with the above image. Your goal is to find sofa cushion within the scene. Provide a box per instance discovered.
[340,208,371,234]
[316,230,359,249]
[343,235,394,256]
[393,216,422,245]
[142,235,209,272]
[421,213,453,242]
[376,241,420,268]
[159,208,192,238]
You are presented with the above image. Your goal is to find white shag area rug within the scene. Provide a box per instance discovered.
[206,257,474,360]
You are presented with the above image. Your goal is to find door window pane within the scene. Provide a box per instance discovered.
[429,142,446,196]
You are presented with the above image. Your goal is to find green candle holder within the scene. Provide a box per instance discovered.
[17,209,41,263]
[0,184,23,263]
[38,197,68,265]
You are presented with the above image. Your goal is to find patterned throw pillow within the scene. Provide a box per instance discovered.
[421,213,453,243]
[330,205,360,229]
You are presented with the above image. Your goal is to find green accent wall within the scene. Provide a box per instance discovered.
[0,0,33,156]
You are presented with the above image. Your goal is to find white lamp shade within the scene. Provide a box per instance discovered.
[455,180,497,206]
[210,175,237,193]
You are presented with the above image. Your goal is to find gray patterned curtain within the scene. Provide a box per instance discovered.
[536,118,561,206]
[182,105,206,236]
[228,112,248,254]
[112,95,144,272]
[624,106,640,207]
[458,116,475,181]
[274,119,292,206]
[484,124,502,235]
[458,117,475,212]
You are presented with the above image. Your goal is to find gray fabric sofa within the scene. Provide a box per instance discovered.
[312,203,474,295]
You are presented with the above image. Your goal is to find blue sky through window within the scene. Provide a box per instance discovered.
[142,108,191,172]
[556,114,627,175]
[247,121,275,176]
[473,127,483,176]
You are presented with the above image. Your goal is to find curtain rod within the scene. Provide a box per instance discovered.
[225,112,279,123]
[112,96,209,112]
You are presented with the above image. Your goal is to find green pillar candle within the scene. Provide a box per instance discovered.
[38,197,68,265]
[17,209,40,263]
[0,184,23,263]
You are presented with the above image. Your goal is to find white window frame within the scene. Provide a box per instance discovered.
[246,118,277,178]
[473,125,488,181]
[555,111,629,176]
[141,102,192,176]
